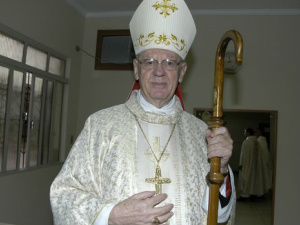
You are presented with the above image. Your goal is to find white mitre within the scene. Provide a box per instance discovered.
[129,0,196,59]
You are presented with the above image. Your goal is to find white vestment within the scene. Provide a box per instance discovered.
[255,136,272,195]
[238,136,258,196]
[50,91,236,225]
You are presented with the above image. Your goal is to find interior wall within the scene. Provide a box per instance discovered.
[0,0,85,224]
[77,17,135,128]
[80,14,300,225]
[0,165,62,225]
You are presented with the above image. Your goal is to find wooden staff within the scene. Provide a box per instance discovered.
[207,30,243,225]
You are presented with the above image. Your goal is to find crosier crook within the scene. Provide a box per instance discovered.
[207,30,243,225]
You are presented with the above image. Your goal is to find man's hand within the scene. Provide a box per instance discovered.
[108,191,174,225]
[205,127,233,173]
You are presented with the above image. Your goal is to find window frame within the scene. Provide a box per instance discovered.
[0,23,69,174]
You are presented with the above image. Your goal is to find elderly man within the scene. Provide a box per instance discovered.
[50,0,236,224]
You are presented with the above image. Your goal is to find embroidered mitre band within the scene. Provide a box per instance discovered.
[129,0,197,59]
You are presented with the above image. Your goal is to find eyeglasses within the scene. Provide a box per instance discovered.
[137,58,182,71]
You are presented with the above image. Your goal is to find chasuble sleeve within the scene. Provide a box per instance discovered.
[50,116,115,225]
[201,166,236,224]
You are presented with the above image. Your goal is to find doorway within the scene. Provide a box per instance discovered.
[194,108,278,225]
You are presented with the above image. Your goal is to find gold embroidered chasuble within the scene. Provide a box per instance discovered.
[50,91,235,225]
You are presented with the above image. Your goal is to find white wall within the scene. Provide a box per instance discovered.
[80,14,300,225]
[0,165,62,225]
[77,17,136,127]
[0,0,85,224]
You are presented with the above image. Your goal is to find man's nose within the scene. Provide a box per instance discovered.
[153,62,165,76]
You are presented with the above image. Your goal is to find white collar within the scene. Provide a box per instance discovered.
[137,90,175,115]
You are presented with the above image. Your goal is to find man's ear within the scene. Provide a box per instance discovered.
[133,59,139,80]
[178,62,187,83]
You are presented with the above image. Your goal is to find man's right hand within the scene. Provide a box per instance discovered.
[108,191,174,225]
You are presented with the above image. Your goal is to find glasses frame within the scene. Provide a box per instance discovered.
[136,58,183,71]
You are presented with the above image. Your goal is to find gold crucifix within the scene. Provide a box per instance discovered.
[146,165,171,195]
[152,0,178,18]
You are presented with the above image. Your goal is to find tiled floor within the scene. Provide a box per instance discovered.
[234,172,273,225]
[235,193,273,225]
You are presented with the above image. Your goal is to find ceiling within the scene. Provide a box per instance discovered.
[65,0,300,17]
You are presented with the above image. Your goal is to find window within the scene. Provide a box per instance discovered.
[0,24,68,173]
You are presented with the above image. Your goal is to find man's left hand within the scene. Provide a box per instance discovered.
[205,127,233,173]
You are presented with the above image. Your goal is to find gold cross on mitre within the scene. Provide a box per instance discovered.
[146,165,171,195]
[152,0,178,18]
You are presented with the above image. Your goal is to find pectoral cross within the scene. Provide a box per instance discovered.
[146,165,171,195]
